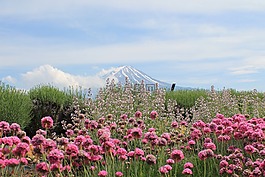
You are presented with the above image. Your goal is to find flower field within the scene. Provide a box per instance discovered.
[1,81,265,176]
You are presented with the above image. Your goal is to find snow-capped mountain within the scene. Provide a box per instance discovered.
[99,66,190,90]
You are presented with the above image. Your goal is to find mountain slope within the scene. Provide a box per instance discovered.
[99,66,190,90]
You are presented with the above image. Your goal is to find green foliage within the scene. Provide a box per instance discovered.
[166,89,208,109]
[0,81,32,128]
[25,84,76,137]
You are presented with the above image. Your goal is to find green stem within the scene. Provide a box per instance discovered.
[204,160,206,177]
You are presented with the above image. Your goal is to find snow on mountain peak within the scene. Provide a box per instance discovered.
[99,65,171,89]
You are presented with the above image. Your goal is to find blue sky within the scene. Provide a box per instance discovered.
[1,0,265,91]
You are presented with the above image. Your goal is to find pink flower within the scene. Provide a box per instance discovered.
[164,164,172,171]
[48,149,64,164]
[36,162,49,175]
[12,142,29,157]
[184,162,194,169]
[145,154,157,165]
[198,149,214,160]
[0,121,10,134]
[182,168,193,175]
[135,148,144,157]
[188,140,196,146]
[66,129,74,137]
[56,137,69,146]
[127,151,134,157]
[180,121,188,127]
[41,116,53,129]
[50,163,63,171]
[31,134,46,146]
[150,111,158,120]
[116,148,127,156]
[120,114,128,120]
[161,133,171,142]
[134,111,142,118]
[217,135,231,142]
[74,135,86,146]
[98,170,108,177]
[36,129,47,136]
[10,123,21,133]
[115,171,123,177]
[20,157,28,165]
[203,142,216,151]
[1,137,13,146]
[219,160,229,168]
[62,165,71,172]
[43,139,56,152]
[244,144,257,154]
[170,149,184,162]
[5,158,20,167]
[171,121,178,128]
[166,158,175,165]
[0,159,5,168]
[65,143,79,157]
[159,166,169,174]
[130,127,142,139]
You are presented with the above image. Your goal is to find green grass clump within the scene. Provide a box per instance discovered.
[0,81,32,128]
[166,89,208,109]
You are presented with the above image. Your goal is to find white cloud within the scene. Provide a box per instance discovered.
[2,76,17,84]
[229,66,258,75]
[0,32,261,67]
[1,0,265,20]
[238,79,256,83]
[20,65,106,90]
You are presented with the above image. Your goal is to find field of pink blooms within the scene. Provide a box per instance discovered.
[1,111,265,177]
[1,80,265,177]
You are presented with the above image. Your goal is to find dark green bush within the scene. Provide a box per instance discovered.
[25,85,75,137]
[0,81,32,128]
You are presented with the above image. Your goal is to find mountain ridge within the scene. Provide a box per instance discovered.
[99,65,191,90]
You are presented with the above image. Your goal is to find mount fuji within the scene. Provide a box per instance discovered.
[99,66,190,90]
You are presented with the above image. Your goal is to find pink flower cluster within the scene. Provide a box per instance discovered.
[2,111,265,176]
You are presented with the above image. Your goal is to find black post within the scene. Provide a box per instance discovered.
[171,83,176,91]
